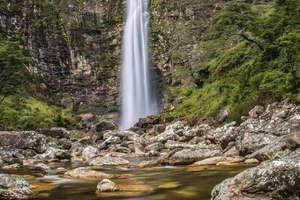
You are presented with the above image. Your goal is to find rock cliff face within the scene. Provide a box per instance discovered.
[2,0,258,122]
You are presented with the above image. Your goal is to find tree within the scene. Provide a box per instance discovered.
[212,2,264,51]
[0,39,31,96]
[276,32,300,73]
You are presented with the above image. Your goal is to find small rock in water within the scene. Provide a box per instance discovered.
[2,163,21,170]
[97,179,120,192]
[244,158,260,164]
[0,173,33,199]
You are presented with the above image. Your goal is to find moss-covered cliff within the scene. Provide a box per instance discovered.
[1,0,300,129]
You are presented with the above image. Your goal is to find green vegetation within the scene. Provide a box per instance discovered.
[69,130,86,139]
[0,1,79,130]
[167,0,300,123]
[0,96,78,130]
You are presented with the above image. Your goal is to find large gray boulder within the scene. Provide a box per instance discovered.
[0,174,33,199]
[168,143,222,165]
[0,131,48,153]
[95,121,118,132]
[35,147,70,162]
[211,149,300,200]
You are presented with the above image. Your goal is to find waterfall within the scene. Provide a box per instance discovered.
[120,0,157,130]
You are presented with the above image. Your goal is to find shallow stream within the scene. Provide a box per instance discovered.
[2,159,255,200]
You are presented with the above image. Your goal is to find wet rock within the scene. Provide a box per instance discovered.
[29,163,50,172]
[64,167,131,179]
[216,162,239,167]
[2,163,21,170]
[135,160,159,168]
[244,158,259,164]
[0,173,33,199]
[191,157,243,166]
[95,121,118,132]
[64,167,112,179]
[212,149,300,200]
[35,147,70,162]
[168,144,222,165]
[0,131,48,153]
[145,142,164,152]
[97,179,120,192]
[89,157,129,166]
[82,146,99,162]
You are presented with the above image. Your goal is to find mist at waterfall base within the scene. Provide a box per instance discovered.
[120,0,158,130]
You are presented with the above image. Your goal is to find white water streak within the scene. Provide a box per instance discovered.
[120,0,157,130]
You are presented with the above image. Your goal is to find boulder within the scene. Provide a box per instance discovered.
[168,144,222,165]
[0,174,33,199]
[59,138,72,149]
[81,146,99,162]
[145,142,164,152]
[64,167,131,179]
[191,156,243,166]
[134,116,160,128]
[236,132,278,156]
[97,179,120,192]
[244,158,260,164]
[0,131,48,153]
[212,149,300,200]
[249,105,265,118]
[285,131,300,150]
[89,157,129,166]
[212,122,237,149]
[35,147,70,162]
[95,121,118,132]
[64,167,112,179]
[0,149,24,165]
[2,163,21,170]
[216,107,229,123]
[104,136,122,145]
[154,131,180,143]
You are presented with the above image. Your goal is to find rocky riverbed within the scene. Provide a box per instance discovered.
[1,102,300,199]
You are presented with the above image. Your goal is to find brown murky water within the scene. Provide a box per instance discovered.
[3,160,254,200]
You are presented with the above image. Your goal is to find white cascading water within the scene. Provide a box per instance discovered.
[120,0,157,130]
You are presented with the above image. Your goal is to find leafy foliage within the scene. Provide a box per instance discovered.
[0,96,78,130]
[167,0,300,123]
